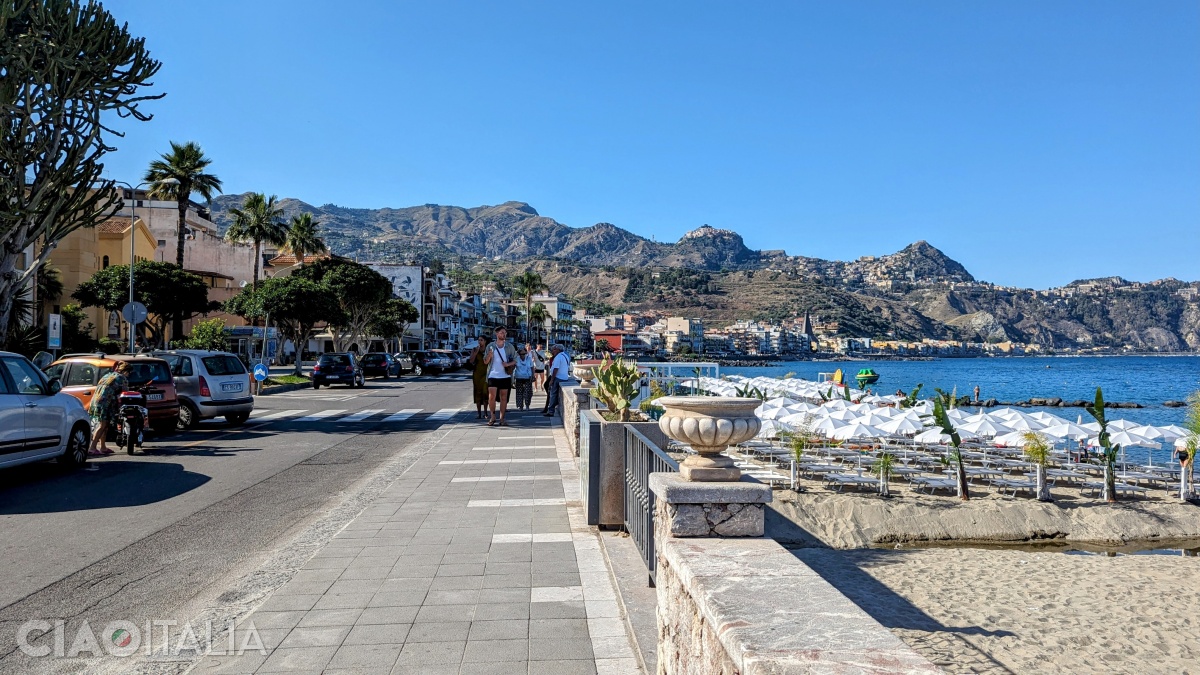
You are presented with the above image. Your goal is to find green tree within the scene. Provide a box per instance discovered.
[294,258,390,353]
[928,397,969,501]
[182,317,229,351]
[284,212,327,264]
[513,270,547,342]
[1179,392,1198,501]
[1084,388,1122,503]
[528,302,549,345]
[1021,431,1054,502]
[72,262,216,348]
[225,193,288,290]
[595,338,611,353]
[0,0,162,343]
[145,140,222,341]
[368,298,419,352]
[60,304,97,353]
[256,277,342,376]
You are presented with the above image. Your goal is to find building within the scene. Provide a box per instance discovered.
[665,317,705,353]
[593,329,641,353]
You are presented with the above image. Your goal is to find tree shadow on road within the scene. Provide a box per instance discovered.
[0,461,210,514]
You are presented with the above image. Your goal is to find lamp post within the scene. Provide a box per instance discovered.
[113,178,177,352]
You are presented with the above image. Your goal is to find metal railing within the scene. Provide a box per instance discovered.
[624,425,679,586]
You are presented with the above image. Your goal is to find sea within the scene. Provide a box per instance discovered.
[724,355,1199,464]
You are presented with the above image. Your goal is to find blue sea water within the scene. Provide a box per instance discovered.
[724,356,1198,464]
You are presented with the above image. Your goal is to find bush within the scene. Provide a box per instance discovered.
[98,338,124,354]
[181,318,228,351]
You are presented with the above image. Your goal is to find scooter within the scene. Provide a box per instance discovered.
[114,387,149,455]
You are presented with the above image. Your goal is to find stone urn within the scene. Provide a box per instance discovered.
[574,364,596,388]
[656,396,762,482]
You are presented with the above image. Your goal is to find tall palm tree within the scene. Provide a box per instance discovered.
[285,212,327,265]
[528,302,550,345]
[225,193,288,291]
[512,270,547,342]
[144,141,223,269]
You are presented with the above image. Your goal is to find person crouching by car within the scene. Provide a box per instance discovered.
[483,327,518,426]
[88,360,131,456]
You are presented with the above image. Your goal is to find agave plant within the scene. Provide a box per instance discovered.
[734,384,768,401]
[590,356,641,422]
[1084,388,1122,503]
[927,397,969,501]
[871,452,897,497]
[1021,431,1054,502]
[899,384,924,409]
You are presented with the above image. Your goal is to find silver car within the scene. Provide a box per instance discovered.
[0,351,91,470]
[153,350,254,428]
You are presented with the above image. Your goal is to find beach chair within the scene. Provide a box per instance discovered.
[910,476,957,494]
[824,473,879,492]
[1080,481,1149,498]
[991,478,1036,497]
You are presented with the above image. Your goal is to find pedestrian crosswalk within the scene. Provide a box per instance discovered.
[249,407,460,424]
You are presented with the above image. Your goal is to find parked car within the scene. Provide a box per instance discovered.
[0,351,92,470]
[431,349,462,371]
[46,353,181,433]
[312,353,364,388]
[392,353,414,374]
[360,353,400,379]
[151,350,254,429]
[408,351,452,376]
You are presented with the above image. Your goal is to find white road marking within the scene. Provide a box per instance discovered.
[439,458,559,465]
[467,498,565,507]
[491,533,573,543]
[340,409,384,422]
[497,435,554,440]
[252,409,306,421]
[294,409,347,422]
[381,408,421,422]
[451,476,560,483]
[428,408,460,420]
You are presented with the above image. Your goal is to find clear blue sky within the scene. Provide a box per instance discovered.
[102,0,1198,288]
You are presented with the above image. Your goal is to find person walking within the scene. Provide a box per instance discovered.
[531,343,546,389]
[87,361,131,456]
[468,337,491,419]
[483,327,517,426]
[543,344,572,417]
[513,345,534,410]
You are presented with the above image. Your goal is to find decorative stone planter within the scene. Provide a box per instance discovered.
[574,365,596,388]
[657,396,761,482]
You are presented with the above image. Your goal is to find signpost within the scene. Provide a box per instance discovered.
[121,302,148,349]
[47,313,62,352]
[253,363,269,382]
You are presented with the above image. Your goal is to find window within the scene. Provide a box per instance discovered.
[102,255,110,269]
[44,363,66,382]
[201,356,244,376]
[2,357,47,395]
[123,361,172,384]
[318,354,351,367]
[64,363,99,386]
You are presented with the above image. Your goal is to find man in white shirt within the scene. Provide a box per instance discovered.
[543,344,572,417]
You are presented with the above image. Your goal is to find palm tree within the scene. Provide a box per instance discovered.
[145,141,223,269]
[528,303,550,345]
[1021,431,1054,502]
[285,213,327,265]
[512,270,547,342]
[225,193,288,291]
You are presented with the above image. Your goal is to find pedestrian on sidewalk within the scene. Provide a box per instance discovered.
[532,343,546,390]
[513,345,534,410]
[468,336,491,419]
[543,343,573,417]
[484,327,517,426]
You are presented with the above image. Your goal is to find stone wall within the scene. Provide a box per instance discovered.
[561,385,590,457]
[655,538,940,675]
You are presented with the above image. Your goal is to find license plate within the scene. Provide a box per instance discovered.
[326,375,340,379]
[221,382,242,392]
[148,393,163,401]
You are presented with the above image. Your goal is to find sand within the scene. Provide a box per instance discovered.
[791,546,1200,674]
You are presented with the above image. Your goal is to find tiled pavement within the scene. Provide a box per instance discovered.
[194,409,641,674]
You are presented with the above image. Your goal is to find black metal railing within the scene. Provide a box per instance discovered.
[624,425,679,586]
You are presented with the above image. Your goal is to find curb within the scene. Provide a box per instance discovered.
[258,381,312,396]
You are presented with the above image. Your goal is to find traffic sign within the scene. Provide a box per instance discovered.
[253,363,269,382]
[121,301,148,324]
[47,313,62,349]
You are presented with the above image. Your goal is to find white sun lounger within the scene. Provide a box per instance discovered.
[824,474,879,492]
[911,476,957,494]
[991,478,1036,497]
[1080,481,1148,498]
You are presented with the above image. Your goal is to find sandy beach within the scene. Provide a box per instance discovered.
[792,546,1200,674]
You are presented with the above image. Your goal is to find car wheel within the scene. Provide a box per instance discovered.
[177,402,199,430]
[60,423,89,468]
[413,365,423,376]
[225,412,249,426]
[312,382,321,389]
[382,372,389,380]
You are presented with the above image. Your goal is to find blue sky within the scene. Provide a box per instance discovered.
[102,1,1198,288]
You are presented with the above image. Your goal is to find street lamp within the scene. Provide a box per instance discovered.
[113,177,177,352]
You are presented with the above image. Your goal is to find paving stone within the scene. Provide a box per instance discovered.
[393,640,466,666]
[343,623,410,646]
[296,609,362,628]
[468,619,529,641]
[472,602,530,621]
[405,620,471,643]
[257,646,338,672]
[529,600,587,620]
[414,603,476,623]
[368,590,427,607]
[530,618,589,639]
[242,611,305,631]
[278,625,351,649]
[458,662,529,675]
[312,593,373,610]
[463,638,529,662]
[356,605,419,625]
[528,659,599,674]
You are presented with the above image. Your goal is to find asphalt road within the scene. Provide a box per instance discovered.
[0,373,477,671]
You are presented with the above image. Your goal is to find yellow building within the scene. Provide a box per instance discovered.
[45,217,157,343]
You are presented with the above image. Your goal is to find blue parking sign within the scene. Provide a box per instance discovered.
[253,363,269,382]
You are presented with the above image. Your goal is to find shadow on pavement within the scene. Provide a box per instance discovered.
[0,461,211,514]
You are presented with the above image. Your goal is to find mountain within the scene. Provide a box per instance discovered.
[206,195,1200,351]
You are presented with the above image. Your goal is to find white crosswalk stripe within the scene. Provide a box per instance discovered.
[294,409,347,422]
[428,408,459,420]
[440,458,559,465]
[451,475,560,483]
[251,409,306,421]
[339,409,385,422]
[381,408,422,423]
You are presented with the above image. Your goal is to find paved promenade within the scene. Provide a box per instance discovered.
[194,408,641,674]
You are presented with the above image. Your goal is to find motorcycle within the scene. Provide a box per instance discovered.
[114,386,150,455]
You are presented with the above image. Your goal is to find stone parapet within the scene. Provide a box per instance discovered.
[562,385,591,457]
[650,473,771,538]
[656,537,941,675]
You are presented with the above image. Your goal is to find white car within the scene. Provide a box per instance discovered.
[0,351,92,470]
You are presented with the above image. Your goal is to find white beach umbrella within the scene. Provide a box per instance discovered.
[993,430,1031,448]
[878,416,924,436]
[958,418,1013,438]
[758,407,795,421]
[826,408,861,421]
[779,412,817,426]
[913,427,979,443]
[1040,422,1092,440]
[1158,425,1189,440]
[811,417,847,437]
[831,423,885,441]
[1002,416,1047,432]
[1090,431,1160,449]
[1080,422,1101,433]
[756,419,793,439]
[1128,425,1164,441]
[821,399,849,410]
[857,412,895,426]
[910,401,934,414]
[1176,436,1197,449]
[764,396,798,408]
[945,408,970,421]
[1107,419,1139,431]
